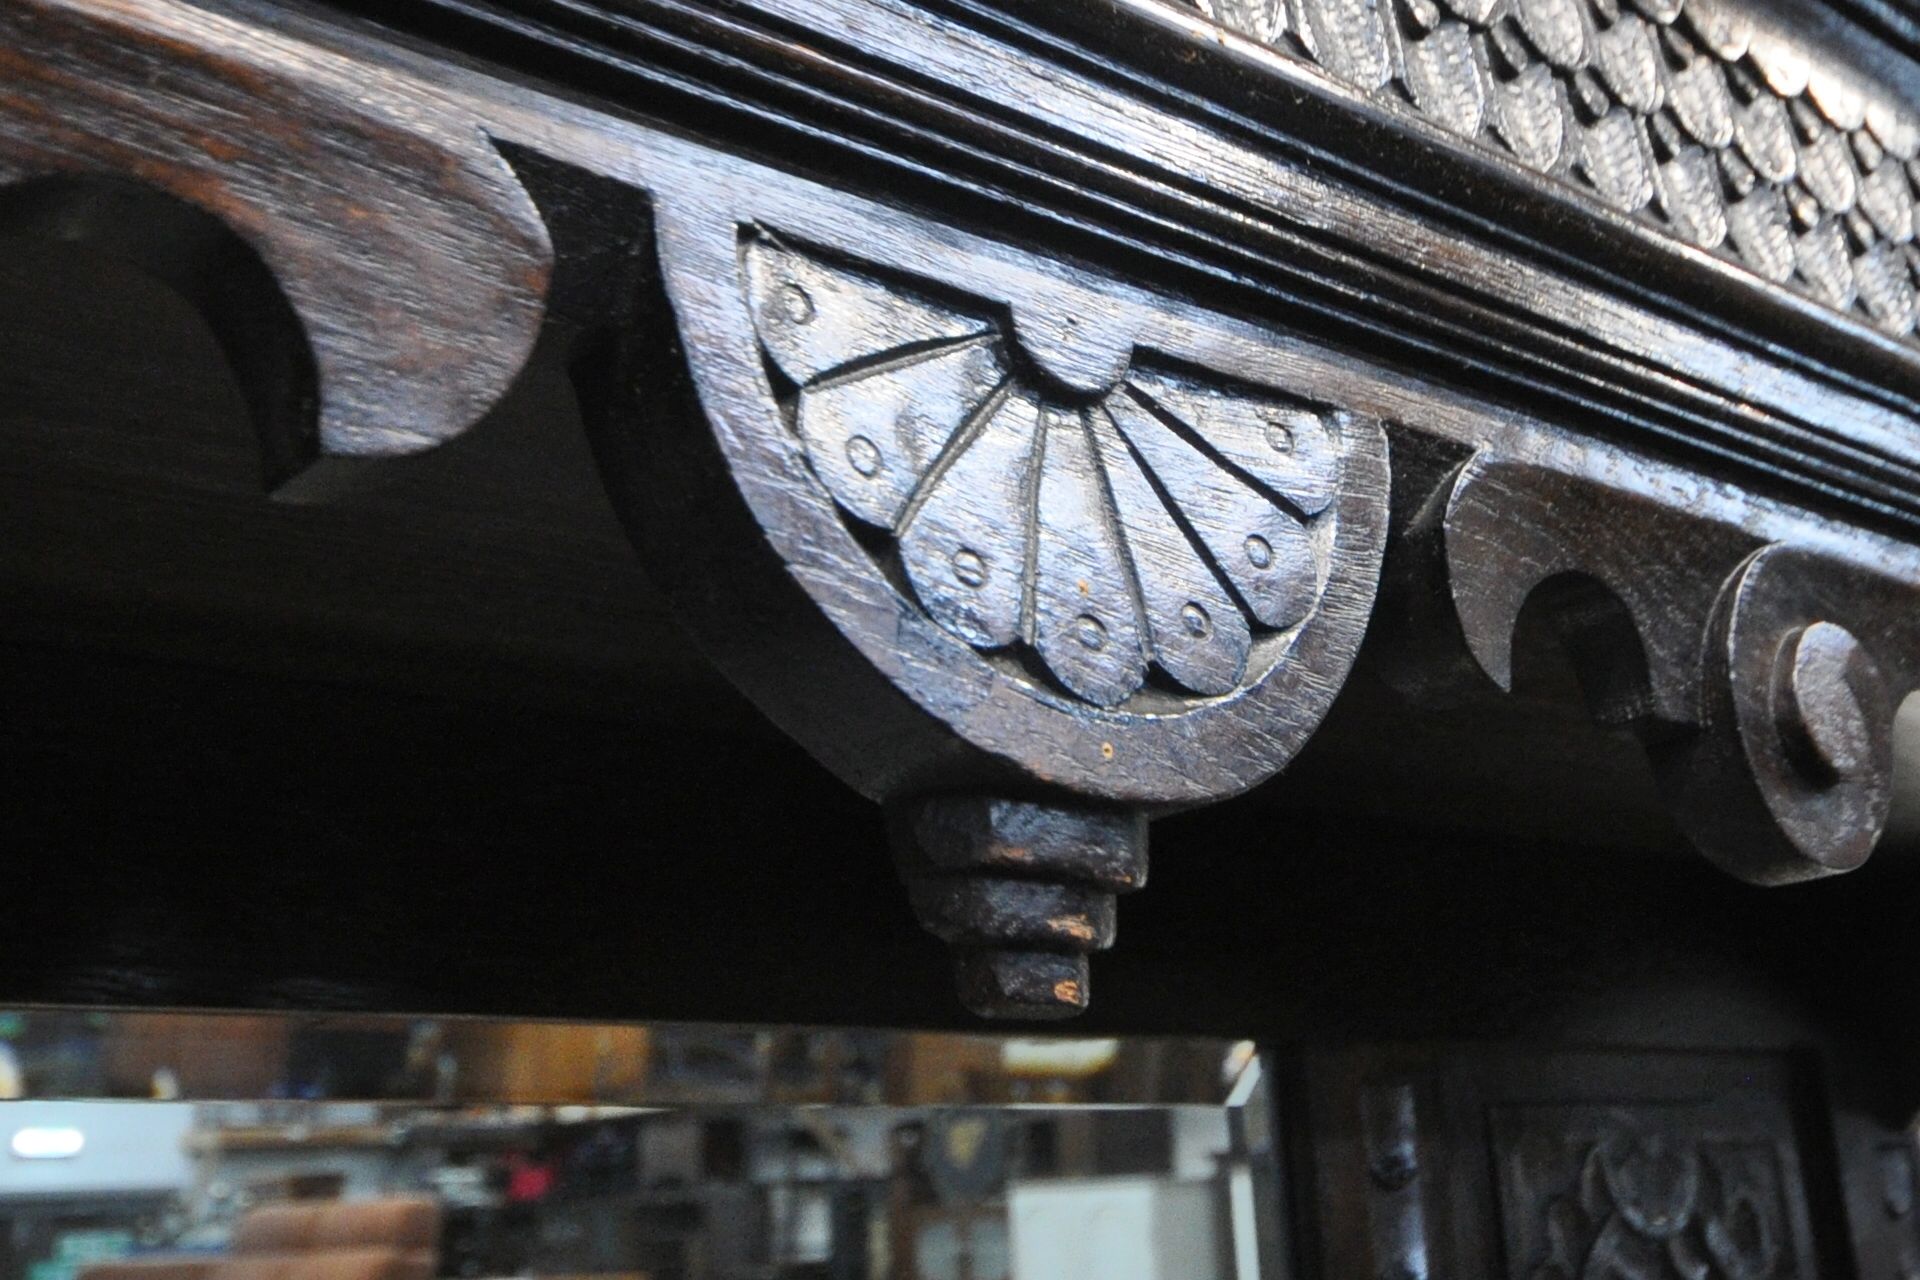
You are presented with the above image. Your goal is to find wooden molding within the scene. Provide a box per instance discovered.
[11,0,1920,1015]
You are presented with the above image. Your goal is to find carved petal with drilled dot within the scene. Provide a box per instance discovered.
[744,234,1354,709]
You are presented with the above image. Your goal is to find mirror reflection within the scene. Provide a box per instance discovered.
[0,1013,1280,1280]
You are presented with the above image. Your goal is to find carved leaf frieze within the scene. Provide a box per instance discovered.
[1190,0,1920,341]
[744,231,1367,710]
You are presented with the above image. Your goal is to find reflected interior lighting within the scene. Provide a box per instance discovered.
[1001,1038,1121,1077]
[10,1126,85,1160]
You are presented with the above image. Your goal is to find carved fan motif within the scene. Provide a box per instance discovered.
[745,233,1351,709]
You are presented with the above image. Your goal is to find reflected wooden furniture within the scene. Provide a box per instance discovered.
[79,1199,440,1280]
[447,1023,652,1105]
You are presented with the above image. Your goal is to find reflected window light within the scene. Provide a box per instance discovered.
[0,1042,20,1100]
[10,1125,85,1159]
[1000,1039,1120,1078]
[1222,1041,1258,1093]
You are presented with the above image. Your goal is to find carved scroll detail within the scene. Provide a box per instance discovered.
[746,233,1363,709]
[0,0,551,474]
[1387,452,1920,884]
[1193,0,1920,340]
[1665,544,1916,881]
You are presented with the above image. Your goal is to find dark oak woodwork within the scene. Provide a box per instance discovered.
[0,0,551,480]
[1382,453,1920,883]
[4,0,1920,1025]
[12,24,1920,1279]
[314,0,1920,530]
[1193,0,1920,341]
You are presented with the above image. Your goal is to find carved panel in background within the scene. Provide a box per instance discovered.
[1192,0,1920,340]
[744,232,1364,709]
[1492,1103,1817,1280]
[1287,1050,1837,1280]
[1878,1144,1920,1280]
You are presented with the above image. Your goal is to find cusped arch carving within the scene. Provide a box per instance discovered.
[0,174,319,486]
[0,0,552,471]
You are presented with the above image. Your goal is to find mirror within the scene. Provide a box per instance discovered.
[0,1011,1283,1280]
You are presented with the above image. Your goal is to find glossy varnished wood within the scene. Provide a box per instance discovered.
[0,0,552,477]
[318,0,1920,531]
[13,0,1920,1264]
[7,0,1920,1031]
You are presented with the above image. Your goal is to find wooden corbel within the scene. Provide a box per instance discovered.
[0,0,1402,1020]
[0,0,551,485]
[16,0,1920,1022]
[555,177,1395,1017]
[1383,452,1920,885]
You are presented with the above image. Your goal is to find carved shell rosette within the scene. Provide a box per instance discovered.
[641,200,1386,803]
[745,232,1361,710]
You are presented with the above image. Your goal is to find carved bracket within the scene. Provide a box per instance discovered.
[18,0,1920,1018]
[0,0,1406,1018]
[527,126,1920,1007]
[0,0,551,483]
[1386,451,1920,884]
[568,180,1394,1015]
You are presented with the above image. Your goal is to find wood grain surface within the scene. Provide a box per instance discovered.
[0,0,551,473]
[7,0,1920,1028]
[316,0,1920,534]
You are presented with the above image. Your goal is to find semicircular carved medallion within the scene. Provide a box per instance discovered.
[744,230,1377,714]
[643,201,1389,803]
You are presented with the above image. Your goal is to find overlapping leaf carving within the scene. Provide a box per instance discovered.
[745,234,1349,708]
[1194,0,1920,340]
